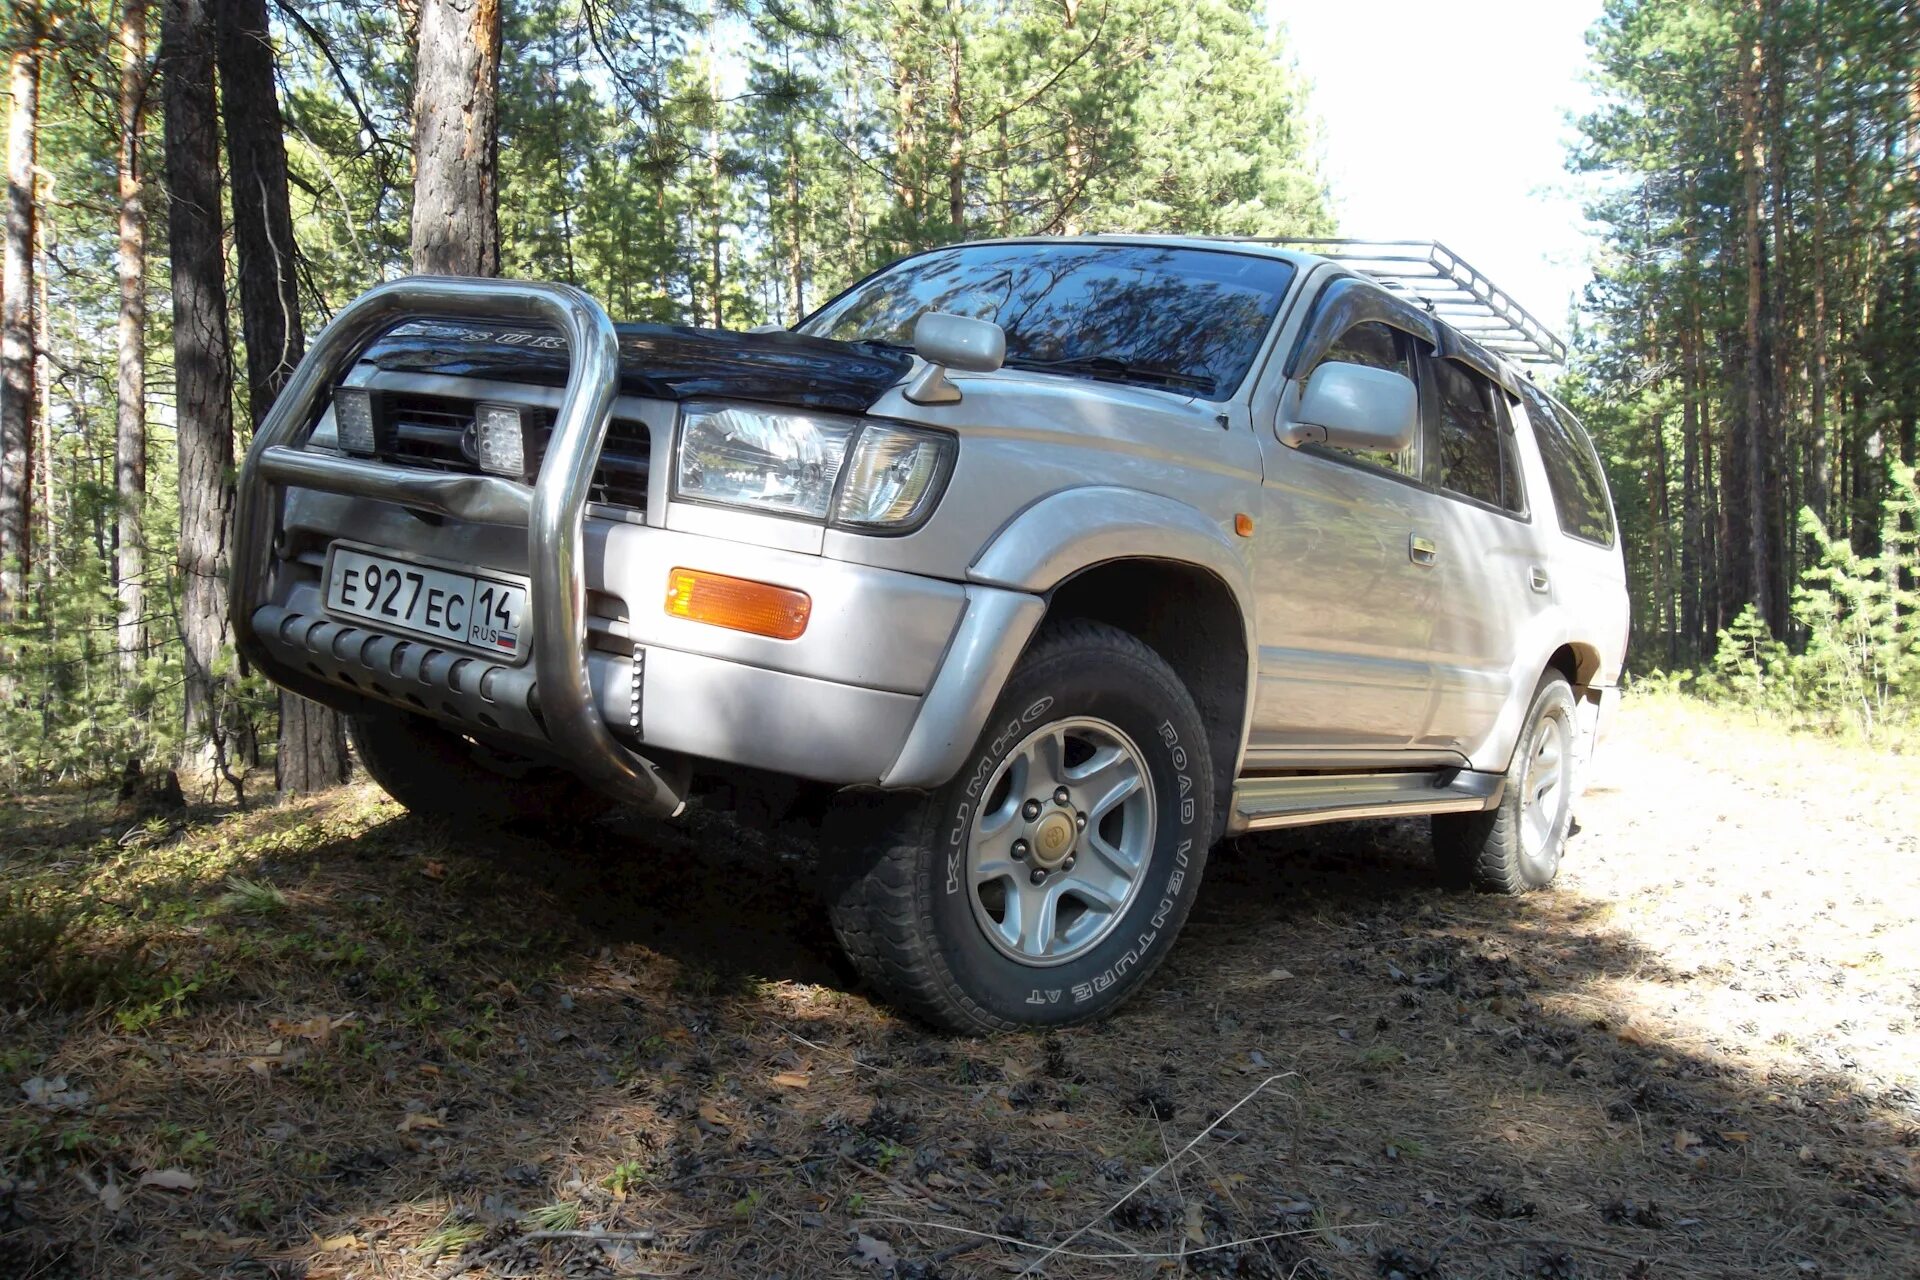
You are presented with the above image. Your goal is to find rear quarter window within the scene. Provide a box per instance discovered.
[1521,384,1615,546]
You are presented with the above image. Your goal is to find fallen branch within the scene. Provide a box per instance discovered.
[1015,1071,1298,1276]
[863,1211,1380,1263]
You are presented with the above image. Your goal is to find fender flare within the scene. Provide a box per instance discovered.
[967,486,1260,782]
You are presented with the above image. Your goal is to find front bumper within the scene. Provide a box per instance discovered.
[233,278,1042,811]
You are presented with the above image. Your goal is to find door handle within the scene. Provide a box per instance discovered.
[1409,534,1438,567]
[1529,566,1551,593]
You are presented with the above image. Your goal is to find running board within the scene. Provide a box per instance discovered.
[1229,769,1504,833]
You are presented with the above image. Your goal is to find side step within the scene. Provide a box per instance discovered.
[1229,769,1504,833]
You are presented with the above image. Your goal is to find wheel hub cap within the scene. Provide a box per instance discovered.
[1031,812,1076,866]
[965,716,1157,967]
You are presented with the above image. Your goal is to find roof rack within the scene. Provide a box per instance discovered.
[1211,237,1569,367]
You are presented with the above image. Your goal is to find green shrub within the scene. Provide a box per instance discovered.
[1704,462,1920,740]
[0,888,150,1010]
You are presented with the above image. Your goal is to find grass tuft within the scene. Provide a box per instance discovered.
[217,875,289,916]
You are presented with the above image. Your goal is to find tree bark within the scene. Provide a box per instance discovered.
[946,7,965,235]
[1807,0,1830,535]
[409,0,501,276]
[214,0,349,794]
[116,0,149,674]
[1736,17,1775,628]
[162,0,238,775]
[0,32,39,616]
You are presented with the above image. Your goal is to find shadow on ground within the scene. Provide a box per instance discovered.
[2,781,1915,1279]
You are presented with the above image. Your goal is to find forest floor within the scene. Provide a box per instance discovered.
[3,695,1918,1280]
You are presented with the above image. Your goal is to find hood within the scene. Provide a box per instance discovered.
[361,319,912,414]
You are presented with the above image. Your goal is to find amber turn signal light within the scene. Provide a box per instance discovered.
[664,568,811,640]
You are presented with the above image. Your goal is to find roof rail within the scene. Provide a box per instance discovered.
[1211,237,1569,366]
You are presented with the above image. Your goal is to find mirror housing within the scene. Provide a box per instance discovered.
[1281,361,1420,452]
[905,311,1006,405]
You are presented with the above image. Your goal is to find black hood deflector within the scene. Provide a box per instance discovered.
[360,319,911,414]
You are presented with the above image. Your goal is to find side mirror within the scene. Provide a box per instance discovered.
[905,311,1006,405]
[1281,361,1419,452]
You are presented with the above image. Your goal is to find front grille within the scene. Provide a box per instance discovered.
[346,390,652,512]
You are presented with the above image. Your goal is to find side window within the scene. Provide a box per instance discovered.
[1426,356,1523,513]
[1303,321,1418,476]
[1521,384,1615,544]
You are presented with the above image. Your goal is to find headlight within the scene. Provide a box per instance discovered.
[833,424,953,529]
[675,402,954,530]
[676,403,859,519]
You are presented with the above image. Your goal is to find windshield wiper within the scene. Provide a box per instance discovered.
[1002,354,1214,395]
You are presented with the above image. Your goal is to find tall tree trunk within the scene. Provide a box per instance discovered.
[0,31,39,617]
[163,0,238,778]
[409,0,501,276]
[945,9,965,235]
[32,166,50,579]
[1807,0,1830,535]
[215,0,349,795]
[1736,18,1775,628]
[116,0,149,675]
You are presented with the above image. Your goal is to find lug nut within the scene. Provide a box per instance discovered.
[1030,868,1048,886]
[1022,799,1042,821]
[1075,811,1088,830]
[1061,855,1075,872]
[1054,786,1072,805]
[1012,839,1030,861]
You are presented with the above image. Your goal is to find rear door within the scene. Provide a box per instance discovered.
[1413,352,1551,755]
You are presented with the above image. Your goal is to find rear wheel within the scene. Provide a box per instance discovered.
[823,621,1213,1033]
[1433,672,1576,893]
[348,712,610,827]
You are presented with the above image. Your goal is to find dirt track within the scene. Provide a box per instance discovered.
[3,697,1917,1278]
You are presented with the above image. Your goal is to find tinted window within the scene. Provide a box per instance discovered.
[1427,357,1521,512]
[1306,321,1418,476]
[1521,383,1615,544]
[800,244,1296,401]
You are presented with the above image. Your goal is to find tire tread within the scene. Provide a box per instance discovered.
[823,620,1204,1033]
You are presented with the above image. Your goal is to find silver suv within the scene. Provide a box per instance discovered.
[233,236,1627,1032]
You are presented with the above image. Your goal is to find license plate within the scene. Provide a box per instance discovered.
[324,544,527,659]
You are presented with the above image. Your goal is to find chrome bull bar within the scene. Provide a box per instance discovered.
[231,276,687,816]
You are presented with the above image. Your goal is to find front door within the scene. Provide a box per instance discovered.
[1248,318,1438,761]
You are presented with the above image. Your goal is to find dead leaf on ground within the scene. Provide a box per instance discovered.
[139,1168,199,1192]
[397,1111,445,1132]
[1673,1128,1703,1154]
[853,1233,896,1270]
[269,1014,354,1044]
[22,1075,91,1110]
[1184,1198,1207,1244]
[310,1232,361,1253]
[771,1072,811,1090]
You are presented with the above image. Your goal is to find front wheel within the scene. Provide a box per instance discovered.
[1433,672,1577,893]
[823,621,1213,1033]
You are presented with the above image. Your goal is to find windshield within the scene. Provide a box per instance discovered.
[799,243,1297,401]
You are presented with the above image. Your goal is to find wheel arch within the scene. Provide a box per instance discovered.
[1545,640,1605,690]
[967,487,1258,833]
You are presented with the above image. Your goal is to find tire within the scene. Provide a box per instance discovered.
[822,620,1214,1033]
[347,712,611,828]
[1433,672,1577,893]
